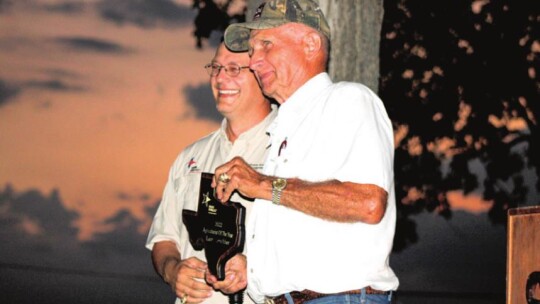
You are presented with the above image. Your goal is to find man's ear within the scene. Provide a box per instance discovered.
[303,32,323,60]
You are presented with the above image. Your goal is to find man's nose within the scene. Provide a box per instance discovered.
[249,51,263,72]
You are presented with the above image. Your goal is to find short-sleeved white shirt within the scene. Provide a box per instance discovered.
[246,73,399,303]
[146,107,277,304]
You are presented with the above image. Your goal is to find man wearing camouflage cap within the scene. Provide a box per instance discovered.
[207,0,399,303]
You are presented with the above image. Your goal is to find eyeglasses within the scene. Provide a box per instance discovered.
[204,63,250,77]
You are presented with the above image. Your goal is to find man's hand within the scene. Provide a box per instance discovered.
[205,254,247,294]
[164,257,213,304]
[212,156,270,203]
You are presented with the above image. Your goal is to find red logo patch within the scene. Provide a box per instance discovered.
[187,157,197,169]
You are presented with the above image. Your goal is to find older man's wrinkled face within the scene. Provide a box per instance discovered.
[247,25,309,103]
[209,44,264,119]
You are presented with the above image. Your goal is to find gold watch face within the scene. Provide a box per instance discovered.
[272,178,287,190]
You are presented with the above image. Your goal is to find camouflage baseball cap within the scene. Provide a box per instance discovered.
[224,0,330,52]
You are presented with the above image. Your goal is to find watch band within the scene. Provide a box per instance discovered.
[272,178,287,205]
[272,187,281,205]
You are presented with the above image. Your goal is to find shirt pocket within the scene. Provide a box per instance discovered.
[176,172,201,212]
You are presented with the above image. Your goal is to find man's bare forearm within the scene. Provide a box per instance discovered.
[213,157,388,224]
[151,241,181,284]
[278,178,388,224]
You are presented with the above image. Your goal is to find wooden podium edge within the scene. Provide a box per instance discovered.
[506,205,540,304]
[508,205,540,216]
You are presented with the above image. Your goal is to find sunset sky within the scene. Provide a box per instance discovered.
[0,0,222,239]
[0,1,512,303]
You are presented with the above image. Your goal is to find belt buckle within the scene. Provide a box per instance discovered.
[264,297,275,304]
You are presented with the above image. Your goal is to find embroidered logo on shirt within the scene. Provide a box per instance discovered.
[187,157,199,172]
[250,163,265,171]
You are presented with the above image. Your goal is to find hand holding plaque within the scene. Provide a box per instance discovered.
[182,172,246,303]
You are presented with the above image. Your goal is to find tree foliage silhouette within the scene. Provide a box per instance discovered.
[190,0,539,252]
[192,0,245,49]
[380,0,539,251]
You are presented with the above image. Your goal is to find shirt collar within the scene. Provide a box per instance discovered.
[280,72,332,115]
[219,104,278,143]
[268,72,333,135]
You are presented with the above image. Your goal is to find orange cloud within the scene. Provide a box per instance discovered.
[447,190,493,214]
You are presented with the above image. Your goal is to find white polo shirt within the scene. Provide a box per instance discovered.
[146,107,277,304]
[246,73,399,303]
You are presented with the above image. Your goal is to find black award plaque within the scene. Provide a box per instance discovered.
[181,172,246,304]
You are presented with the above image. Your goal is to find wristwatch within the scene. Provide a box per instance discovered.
[271,178,287,205]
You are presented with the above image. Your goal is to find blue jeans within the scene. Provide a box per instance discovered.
[283,288,393,304]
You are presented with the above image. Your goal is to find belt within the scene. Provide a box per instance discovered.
[265,287,391,304]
